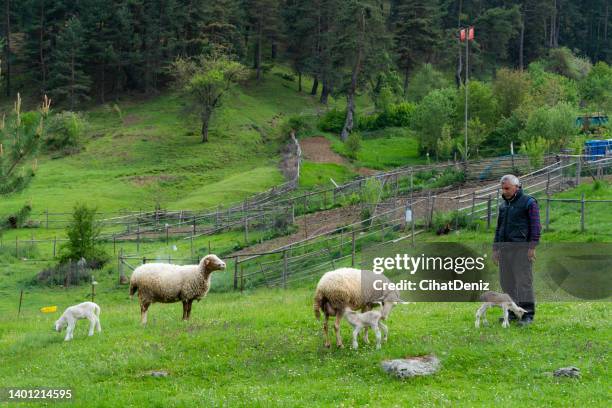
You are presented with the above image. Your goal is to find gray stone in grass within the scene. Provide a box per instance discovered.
[150,370,169,378]
[553,367,580,378]
[382,354,440,379]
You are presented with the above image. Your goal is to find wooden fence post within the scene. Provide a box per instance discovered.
[429,195,436,228]
[545,196,550,231]
[53,236,57,258]
[581,192,585,232]
[351,231,356,267]
[576,158,582,186]
[233,257,239,290]
[18,289,23,317]
[283,249,288,289]
[486,195,492,230]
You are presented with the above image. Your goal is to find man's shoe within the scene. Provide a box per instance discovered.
[518,316,534,327]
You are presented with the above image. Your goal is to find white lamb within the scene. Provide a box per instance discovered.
[344,307,388,350]
[54,302,101,341]
[129,254,226,324]
[475,291,528,328]
[313,267,401,348]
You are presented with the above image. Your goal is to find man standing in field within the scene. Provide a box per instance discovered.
[492,174,541,326]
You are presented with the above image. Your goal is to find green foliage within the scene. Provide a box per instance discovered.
[2,204,33,229]
[44,112,87,155]
[493,68,532,118]
[413,87,457,154]
[474,5,521,67]
[579,61,612,111]
[406,63,450,102]
[362,177,382,207]
[172,53,248,142]
[545,47,592,81]
[59,203,108,268]
[344,132,361,160]
[521,102,577,148]
[0,95,44,195]
[318,109,348,133]
[456,81,498,132]
[358,102,416,131]
[281,115,312,137]
[528,62,580,106]
[48,17,91,110]
[435,124,454,160]
[520,136,550,168]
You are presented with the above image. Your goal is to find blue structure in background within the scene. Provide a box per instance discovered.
[584,139,612,160]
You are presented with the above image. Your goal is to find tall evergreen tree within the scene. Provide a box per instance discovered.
[391,0,441,94]
[47,16,91,110]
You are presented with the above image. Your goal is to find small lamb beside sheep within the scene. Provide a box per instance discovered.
[54,302,101,341]
[313,267,401,348]
[475,291,527,328]
[129,254,226,324]
[344,307,388,350]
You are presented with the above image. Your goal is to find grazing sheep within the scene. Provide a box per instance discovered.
[475,291,528,328]
[344,307,388,350]
[54,302,101,341]
[313,267,401,348]
[129,254,226,324]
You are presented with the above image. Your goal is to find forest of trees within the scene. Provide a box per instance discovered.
[1,0,609,106]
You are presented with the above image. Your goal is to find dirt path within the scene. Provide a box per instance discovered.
[300,136,377,176]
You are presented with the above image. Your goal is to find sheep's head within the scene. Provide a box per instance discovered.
[54,317,66,332]
[514,306,528,320]
[200,254,226,273]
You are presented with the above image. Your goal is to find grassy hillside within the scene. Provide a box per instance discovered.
[0,69,326,215]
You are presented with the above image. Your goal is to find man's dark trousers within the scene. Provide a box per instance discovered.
[499,244,535,318]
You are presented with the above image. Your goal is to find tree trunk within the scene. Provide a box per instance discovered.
[256,25,262,81]
[340,92,355,141]
[5,0,11,97]
[455,0,463,88]
[298,71,302,92]
[39,0,46,93]
[341,10,364,141]
[403,68,409,96]
[70,50,75,111]
[310,76,319,95]
[519,17,525,71]
[201,112,210,143]
[271,42,277,59]
[320,80,329,104]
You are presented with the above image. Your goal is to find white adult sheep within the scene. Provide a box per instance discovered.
[54,301,101,341]
[313,267,401,348]
[129,254,226,324]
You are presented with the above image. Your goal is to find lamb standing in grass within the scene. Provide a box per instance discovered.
[313,267,401,348]
[344,307,388,350]
[475,291,528,328]
[54,302,101,341]
[129,254,226,324]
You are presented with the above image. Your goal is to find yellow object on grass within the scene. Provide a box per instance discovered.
[40,306,57,313]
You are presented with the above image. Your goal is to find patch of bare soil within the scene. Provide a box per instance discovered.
[301,136,347,165]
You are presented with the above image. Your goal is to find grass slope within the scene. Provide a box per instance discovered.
[0,69,321,215]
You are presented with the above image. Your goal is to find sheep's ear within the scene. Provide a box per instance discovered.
[204,257,210,267]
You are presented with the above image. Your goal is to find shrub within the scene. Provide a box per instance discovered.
[520,136,550,168]
[35,262,93,286]
[318,109,348,133]
[282,115,311,136]
[345,132,361,160]
[3,204,33,229]
[59,203,108,268]
[44,111,86,155]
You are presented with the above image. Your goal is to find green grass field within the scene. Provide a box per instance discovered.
[0,283,609,407]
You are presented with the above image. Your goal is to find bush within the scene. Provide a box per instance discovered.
[35,262,93,286]
[318,109,347,133]
[44,111,86,155]
[520,136,550,168]
[59,203,108,268]
[407,63,450,102]
[281,115,312,136]
[3,204,33,229]
[358,102,416,131]
[345,132,361,160]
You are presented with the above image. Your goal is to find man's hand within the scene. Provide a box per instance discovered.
[492,249,500,266]
[528,247,536,262]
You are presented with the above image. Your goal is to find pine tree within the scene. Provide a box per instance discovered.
[391,0,441,95]
[47,17,91,110]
